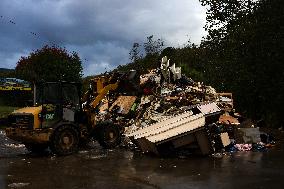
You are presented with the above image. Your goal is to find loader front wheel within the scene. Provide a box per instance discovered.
[50,125,79,156]
[97,122,121,149]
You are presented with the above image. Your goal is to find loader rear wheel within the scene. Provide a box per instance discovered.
[97,122,121,149]
[50,125,79,156]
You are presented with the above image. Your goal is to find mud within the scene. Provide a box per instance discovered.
[1,130,284,189]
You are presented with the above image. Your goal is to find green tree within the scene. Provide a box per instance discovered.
[117,35,165,74]
[129,42,142,63]
[15,45,83,82]
[200,0,284,127]
[143,35,164,56]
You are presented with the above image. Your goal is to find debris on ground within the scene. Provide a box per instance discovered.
[234,143,252,151]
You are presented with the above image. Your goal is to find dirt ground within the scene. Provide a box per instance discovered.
[1,129,284,189]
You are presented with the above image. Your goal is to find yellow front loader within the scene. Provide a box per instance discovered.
[6,72,134,155]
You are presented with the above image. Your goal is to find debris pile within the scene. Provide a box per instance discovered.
[122,56,235,155]
[93,56,275,156]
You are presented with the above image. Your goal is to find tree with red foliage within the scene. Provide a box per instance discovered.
[15,45,83,82]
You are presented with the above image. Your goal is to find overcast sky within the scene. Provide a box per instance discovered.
[0,0,207,76]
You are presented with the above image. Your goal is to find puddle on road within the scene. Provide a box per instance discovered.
[8,182,30,188]
[0,130,28,158]
[4,144,25,148]
[89,154,107,159]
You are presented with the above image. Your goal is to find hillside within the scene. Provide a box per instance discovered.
[0,68,15,78]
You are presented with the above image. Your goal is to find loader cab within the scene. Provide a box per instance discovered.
[36,82,81,128]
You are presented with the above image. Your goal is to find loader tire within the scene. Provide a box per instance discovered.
[97,122,121,149]
[50,125,79,156]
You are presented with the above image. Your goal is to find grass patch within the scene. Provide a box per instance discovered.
[0,106,19,119]
[0,106,19,129]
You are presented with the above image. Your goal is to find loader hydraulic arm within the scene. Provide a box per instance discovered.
[89,82,119,109]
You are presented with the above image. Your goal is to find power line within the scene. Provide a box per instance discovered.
[0,15,89,65]
[0,15,58,46]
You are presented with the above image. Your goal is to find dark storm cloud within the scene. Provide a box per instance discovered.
[0,0,206,75]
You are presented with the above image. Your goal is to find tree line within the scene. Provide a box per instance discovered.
[117,0,284,128]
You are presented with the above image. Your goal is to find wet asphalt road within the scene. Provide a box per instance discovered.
[1,130,284,189]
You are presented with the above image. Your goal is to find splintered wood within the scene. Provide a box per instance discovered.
[109,96,137,114]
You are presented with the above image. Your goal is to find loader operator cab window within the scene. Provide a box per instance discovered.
[43,83,61,104]
[62,83,80,110]
[35,82,80,110]
[35,83,61,105]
